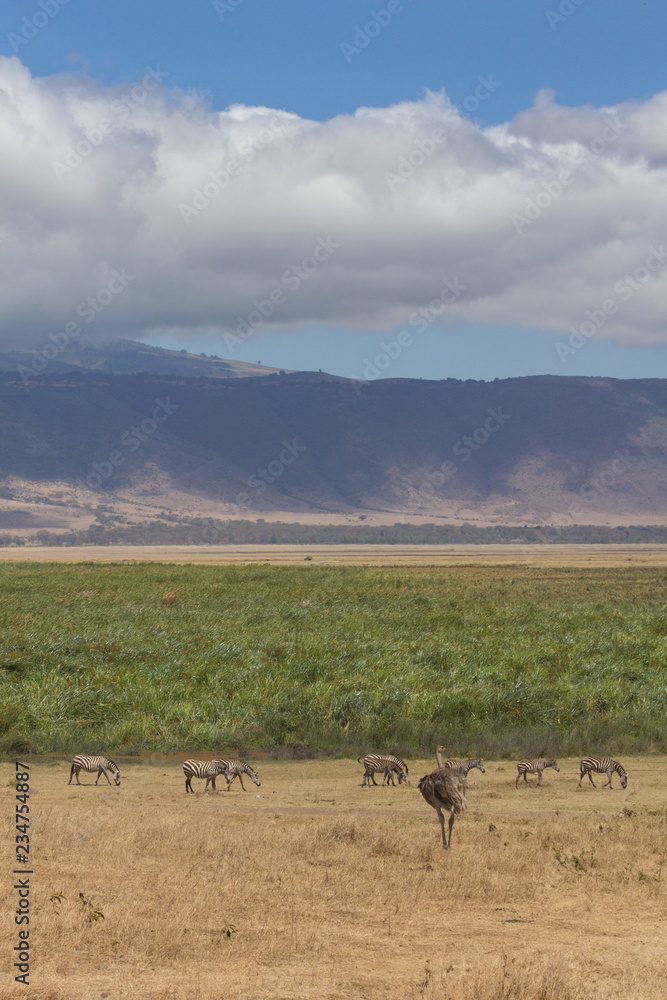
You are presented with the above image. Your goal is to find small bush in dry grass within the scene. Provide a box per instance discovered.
[476,956,583,1000]
[417,954,619,1000]
[317,818,362,844]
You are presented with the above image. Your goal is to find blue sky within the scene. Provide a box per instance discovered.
[2,0,667,379]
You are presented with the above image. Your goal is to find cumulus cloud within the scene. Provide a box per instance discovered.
[1,56,667,351]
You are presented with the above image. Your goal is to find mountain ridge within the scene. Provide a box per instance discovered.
[0,337,294,381]
[0,369,666,534]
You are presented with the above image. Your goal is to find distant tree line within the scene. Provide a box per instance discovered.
[2,520,667,547]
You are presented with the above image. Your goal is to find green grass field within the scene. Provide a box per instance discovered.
[1,562,666,756]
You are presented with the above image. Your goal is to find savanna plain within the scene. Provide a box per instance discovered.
[1,560,667,998]
[1,757,666,1000]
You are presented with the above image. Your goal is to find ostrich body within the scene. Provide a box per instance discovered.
[419,747,467,849]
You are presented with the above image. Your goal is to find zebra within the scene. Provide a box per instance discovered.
[381,760,410,786]
[444,758,486,777]
[358,754,409,787]
[182,759,226,793]
[515,759,559,788]
[69,755,120,786]
[211,758,261,791]
[579,756,628,789]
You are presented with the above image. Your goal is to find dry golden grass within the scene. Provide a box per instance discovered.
[2,757,667,999]
[2,543,667,566]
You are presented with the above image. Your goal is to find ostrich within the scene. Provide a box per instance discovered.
[419,747,468,849]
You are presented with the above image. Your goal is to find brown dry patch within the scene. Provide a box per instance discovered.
[160,588,181,607]
[1,758,666,999]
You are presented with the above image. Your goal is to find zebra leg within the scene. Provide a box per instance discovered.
[68,764,75,785]
[515,770,521,789]
[587,770,597,787]
[238,774,246,790]
[370,772,379,786]
[209,775,217,791]
[603,771,612,788]
[578,770,584,786]
[185,775,192,793]
[101,768,112,786]
[537,770,543,785]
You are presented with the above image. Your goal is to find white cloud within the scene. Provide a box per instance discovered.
[1,56,667,350]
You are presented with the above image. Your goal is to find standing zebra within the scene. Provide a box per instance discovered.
[212,758,261,791]
[69,755,120,786]
[579,756,628,789]
[515,759,559,788]
[444,758,486,777]
[359,754,409,787]
[182,759,226,793]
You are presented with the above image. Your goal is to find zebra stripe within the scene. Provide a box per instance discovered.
[69,754,120,786]
[515,759,559,788]
[444,758,486,776]
[211,758,261,791]
[182,759,226,793]
[359,754,409,787]
[579,756,628,789]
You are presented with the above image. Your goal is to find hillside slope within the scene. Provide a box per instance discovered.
[0,372,666,528]
[0,338,292,380]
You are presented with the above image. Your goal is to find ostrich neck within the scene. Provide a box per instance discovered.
[436,749,444,769]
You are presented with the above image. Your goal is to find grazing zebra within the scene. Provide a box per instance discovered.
[381,760,410,786]
[358,754,409,787]
[68,755,120,786]
[182,759,226,794]
[444,758,486,777]
[515,759,559,788]
[211,758,261,791]
[579,756,628,789]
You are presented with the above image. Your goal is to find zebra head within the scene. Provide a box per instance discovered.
[247,766,261,787]
[397,769,410,785]
[471,759,485,773]
[620,772,628,788]
[111,767,121,786]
